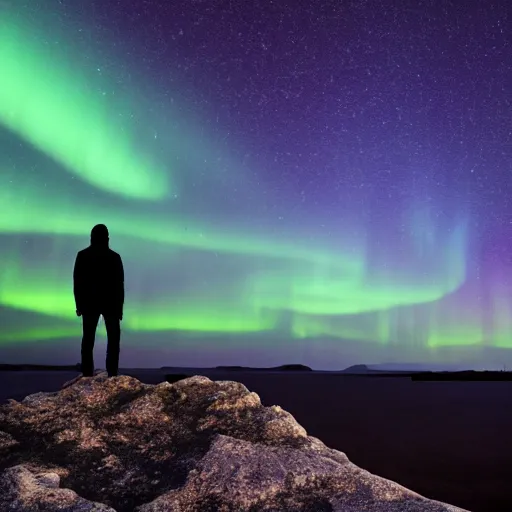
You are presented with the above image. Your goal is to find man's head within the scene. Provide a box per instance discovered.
[90,224,109,247]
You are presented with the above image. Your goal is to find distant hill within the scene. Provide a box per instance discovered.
[342,364,422,374]
[340,364,419,376]
[367,363,465,372]
[341,364,371,373]
[215,364,313,372]
[4,363,507,380]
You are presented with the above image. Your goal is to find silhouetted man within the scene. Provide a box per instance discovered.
[73,224,124,377]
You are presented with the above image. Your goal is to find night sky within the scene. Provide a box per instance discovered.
[0,1,511,369]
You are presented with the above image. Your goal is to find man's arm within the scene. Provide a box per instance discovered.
[73,252,84,314]
[117,254,125,320]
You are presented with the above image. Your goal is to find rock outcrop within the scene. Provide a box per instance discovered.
[0,372,467,511]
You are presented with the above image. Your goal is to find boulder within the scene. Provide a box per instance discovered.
[0,372,467,511]
[0,465,115,511]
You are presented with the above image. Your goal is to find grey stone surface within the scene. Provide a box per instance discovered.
[0,373,468,511]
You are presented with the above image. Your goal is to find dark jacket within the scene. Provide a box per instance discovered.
[73,246,124,316]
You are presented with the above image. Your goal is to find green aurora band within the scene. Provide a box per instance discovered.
[0,174,468,319]
[0,12,168,200]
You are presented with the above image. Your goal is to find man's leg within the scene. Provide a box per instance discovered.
[81,312,101,377]
[104,314,121,377]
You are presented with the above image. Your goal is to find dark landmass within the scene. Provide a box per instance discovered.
[0,363,81,372]
[368,363,466,372]
[2,364,511,382]
[341,364,417,375]
[341,364,371,373]
[0,363,315,372]
[215,364,313,372]
[412,370,512,381]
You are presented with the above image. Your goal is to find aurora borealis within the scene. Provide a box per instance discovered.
[1,1,511,369]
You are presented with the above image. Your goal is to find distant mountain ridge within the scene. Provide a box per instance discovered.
[214,364,313,372]
[0,362,507,378]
